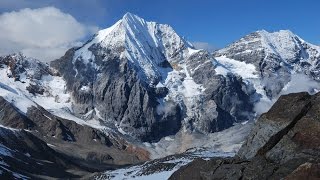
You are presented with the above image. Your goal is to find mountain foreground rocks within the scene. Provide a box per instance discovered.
[170,92,320,180]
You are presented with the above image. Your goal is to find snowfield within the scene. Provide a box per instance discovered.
[214,56,258,79]
[95,148,235,180]
[0,62,107,130]
[143,122,252,159]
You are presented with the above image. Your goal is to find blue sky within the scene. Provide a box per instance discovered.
[0,0,319,60]
[95,0,320,48]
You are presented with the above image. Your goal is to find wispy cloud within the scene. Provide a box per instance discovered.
[0,7,98,62]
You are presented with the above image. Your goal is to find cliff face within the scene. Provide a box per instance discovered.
[170,92,320,180]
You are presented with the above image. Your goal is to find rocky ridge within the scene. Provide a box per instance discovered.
[170,92,320,179]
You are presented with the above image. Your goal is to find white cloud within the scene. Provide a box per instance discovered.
[192,42,217,52]
[280,73,320,95]
[254,73,320,115]
[0,7,98,61]
[0,0,107,26]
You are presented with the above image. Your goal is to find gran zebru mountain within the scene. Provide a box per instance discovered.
[51,12,254,141]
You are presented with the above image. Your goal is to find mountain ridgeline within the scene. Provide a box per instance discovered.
[0,12,320,179]
[51,13,254,141]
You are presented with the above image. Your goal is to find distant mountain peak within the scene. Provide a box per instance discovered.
[217,29,314,61]
[215,28,320,99]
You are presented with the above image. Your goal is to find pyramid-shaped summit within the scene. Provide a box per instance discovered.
[73,12,193,84]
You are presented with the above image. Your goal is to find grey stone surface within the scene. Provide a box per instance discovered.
[237,92,312,159]
[51,48,182,141]
[185,50,254,133]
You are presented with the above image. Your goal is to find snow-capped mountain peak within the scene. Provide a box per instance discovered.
[73,12,194,84]
[256,29,305,61]
[122,12,145,25]
[216,29,320,69]
[214,29,320,112]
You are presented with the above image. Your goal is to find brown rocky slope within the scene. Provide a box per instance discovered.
[170,92,320,180]
[0,96,149,178]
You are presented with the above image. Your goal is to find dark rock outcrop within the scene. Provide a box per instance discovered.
[0,96,35,129]
[0,96,149,178]
[285,163,320,180]
[0,126,87,179]
[170,92,320,180]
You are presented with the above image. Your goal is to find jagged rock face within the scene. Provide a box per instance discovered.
[51,14,254,141]
[215,30,320,98]
[50,13,189,141]
[184,51,254,132]
[170,92,320,179]
[51,48,182,142]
